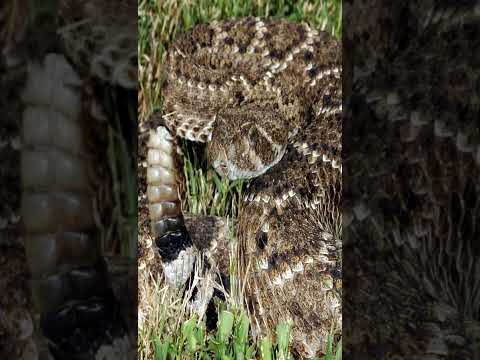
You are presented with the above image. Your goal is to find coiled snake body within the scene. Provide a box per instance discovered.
[146,17,342,358]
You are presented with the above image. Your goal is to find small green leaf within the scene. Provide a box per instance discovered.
[236,311,250,343]
[335,339,342,360]
[259,336,272,360]
[218,310,235,343]
[154,336,170,360]
[276,322,291,351]
[182,318,197,353]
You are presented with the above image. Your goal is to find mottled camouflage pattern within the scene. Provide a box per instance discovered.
[160,17,342,358]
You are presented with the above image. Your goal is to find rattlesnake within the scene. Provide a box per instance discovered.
[1,1,136,359]
[343,1,480,358]
[143,17,342,358]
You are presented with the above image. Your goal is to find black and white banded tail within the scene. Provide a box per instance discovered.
[147,126,195,288]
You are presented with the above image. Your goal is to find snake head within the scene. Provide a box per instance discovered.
[208,107,288,180]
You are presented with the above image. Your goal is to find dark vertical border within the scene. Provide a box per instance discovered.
[343,1,480,358]
[1,1,138,358]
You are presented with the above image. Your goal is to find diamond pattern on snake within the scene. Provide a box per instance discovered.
[148,17,342,358]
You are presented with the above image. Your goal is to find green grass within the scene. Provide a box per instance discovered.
[138,1,342,359]
[153,310,291,360]
[152,309,341,360]
[181,141,245,218]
